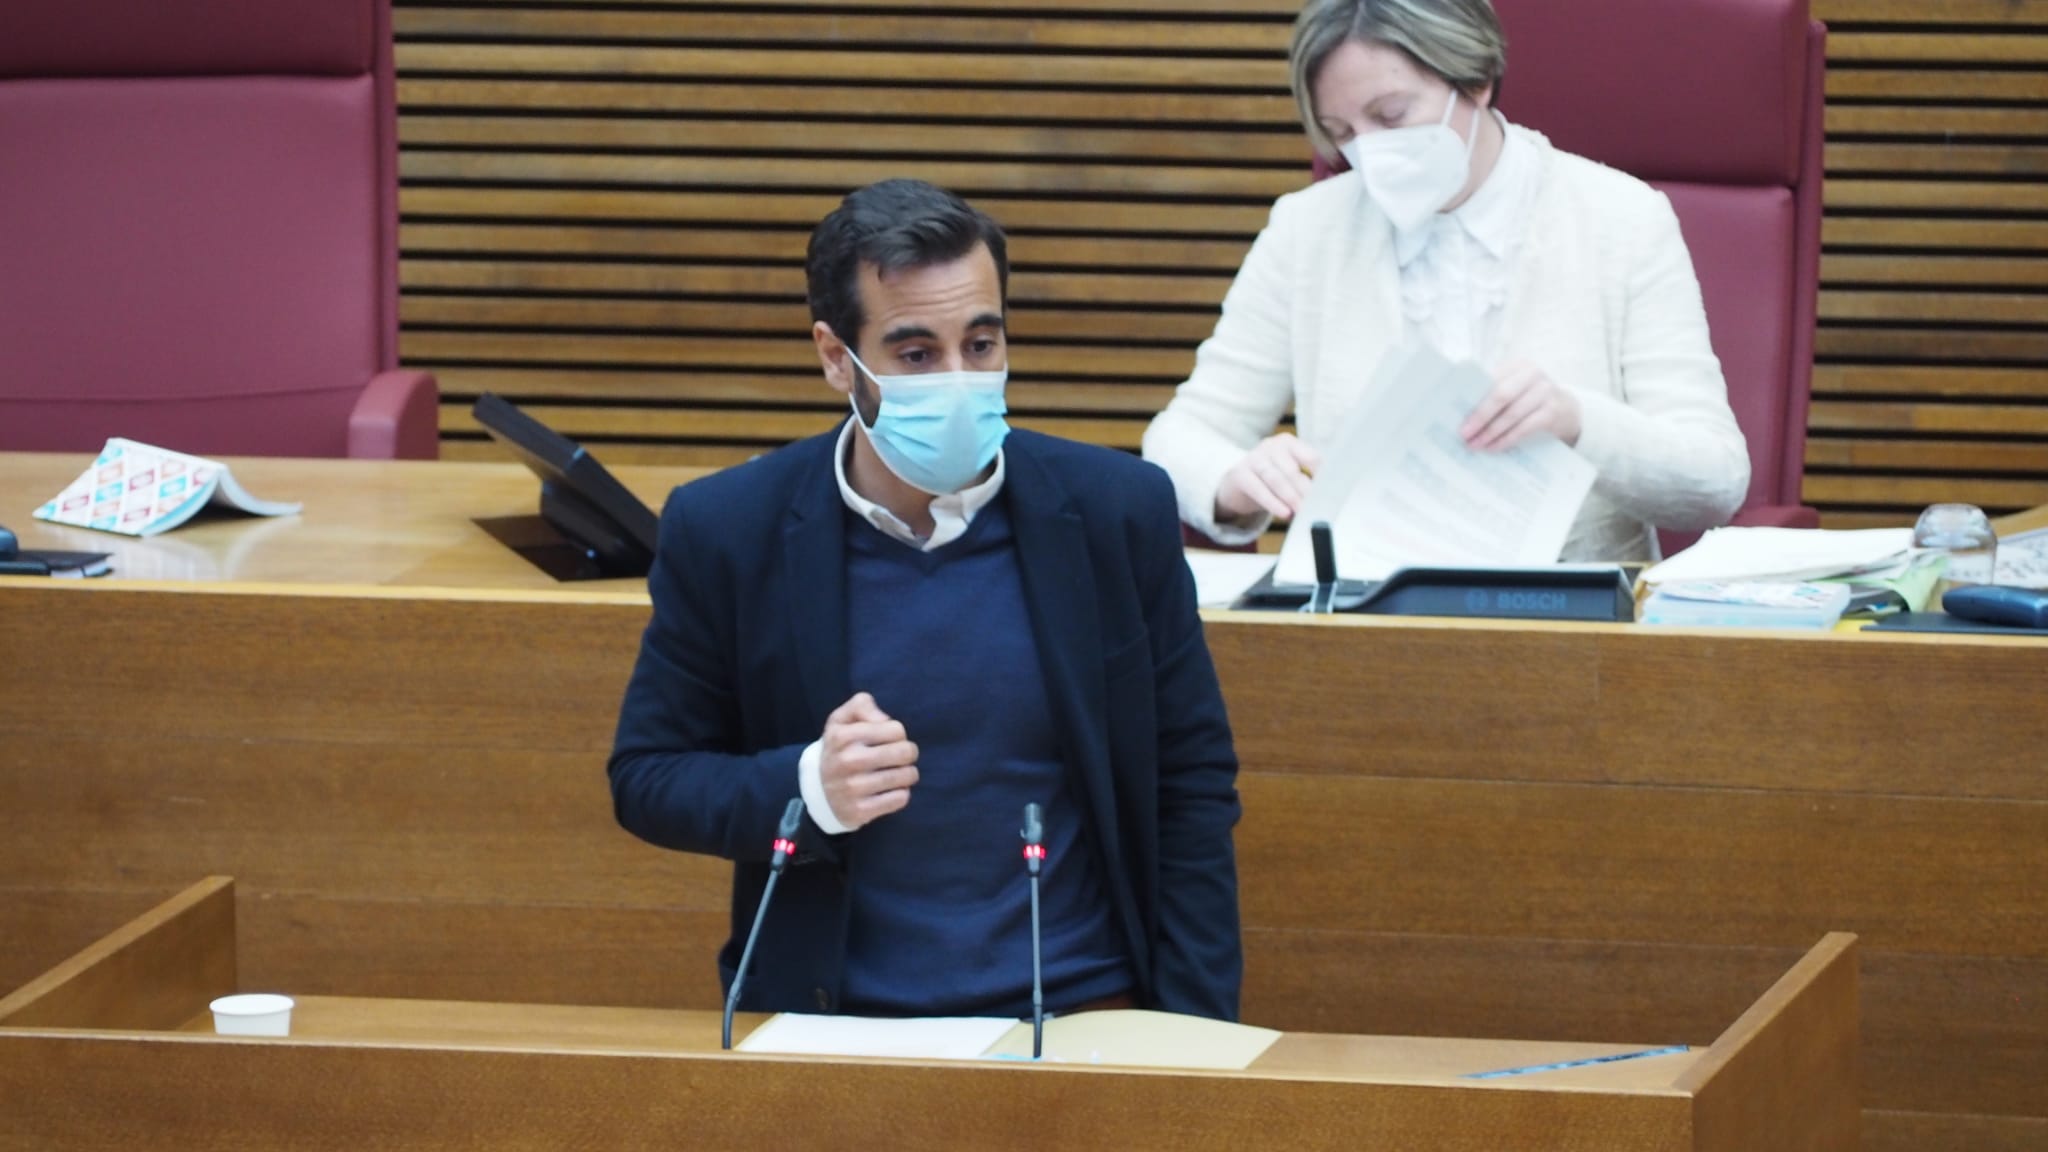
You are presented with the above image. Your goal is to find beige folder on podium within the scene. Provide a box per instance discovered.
[0,877,1858,1151]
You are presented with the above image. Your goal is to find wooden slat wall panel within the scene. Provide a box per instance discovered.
[392,0,1294,464]
[393,0,2048,519]
[1812,0,2048,523]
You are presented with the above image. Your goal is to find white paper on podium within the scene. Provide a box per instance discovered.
[1182,548,1276,608]
[1274,343,1595,586]
[982,1009,1282,1070]
[737,1014,1017,1060]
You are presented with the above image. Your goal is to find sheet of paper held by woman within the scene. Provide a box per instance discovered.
[1274,341,1594,586]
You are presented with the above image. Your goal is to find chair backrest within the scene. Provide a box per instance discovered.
[1314,0,1824,514]
[0,0,402,457]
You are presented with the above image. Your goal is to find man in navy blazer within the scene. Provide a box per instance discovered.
[608,179,1242,1022]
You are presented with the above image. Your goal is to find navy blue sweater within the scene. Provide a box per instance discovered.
[838,501,1130,1016]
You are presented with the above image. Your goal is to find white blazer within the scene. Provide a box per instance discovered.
[1142,126,1750,562]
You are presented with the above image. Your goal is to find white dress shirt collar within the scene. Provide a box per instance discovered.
[831,417,1007,552]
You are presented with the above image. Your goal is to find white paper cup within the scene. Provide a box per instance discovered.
[209,994,294,1037]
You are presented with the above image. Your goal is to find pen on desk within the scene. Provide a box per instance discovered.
[1463,1045,1690,1080]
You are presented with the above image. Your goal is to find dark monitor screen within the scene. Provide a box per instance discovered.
[471,393,659,579]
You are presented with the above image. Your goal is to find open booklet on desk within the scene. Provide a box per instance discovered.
[1273,342,1594,588]
[739,1009,1280,1070]
[32,438,300,537]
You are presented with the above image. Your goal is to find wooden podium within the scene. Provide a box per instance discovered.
[0,879,1858,1151]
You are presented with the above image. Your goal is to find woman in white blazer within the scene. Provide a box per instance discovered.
[1142,0,1749,562]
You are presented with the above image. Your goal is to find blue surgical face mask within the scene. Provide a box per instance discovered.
[843,345,1010,495]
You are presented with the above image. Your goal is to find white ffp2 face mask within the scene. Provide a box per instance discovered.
[1338,89,1478,234]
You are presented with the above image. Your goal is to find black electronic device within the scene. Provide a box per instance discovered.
[1229,524,1634,622]
[722,797,806,1051]
[1942,585,2048,630]
[1865,610,2048,637]
[1355,566,1636,622]
[0,523,112,578]
[471,393,659,580]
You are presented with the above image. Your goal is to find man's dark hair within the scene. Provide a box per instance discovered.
[805,179,1010,348]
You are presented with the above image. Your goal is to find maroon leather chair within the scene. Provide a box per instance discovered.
[1312,0,1825,545]
[0,0,437,459]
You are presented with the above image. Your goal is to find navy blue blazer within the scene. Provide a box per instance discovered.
[608,425,1243,1020]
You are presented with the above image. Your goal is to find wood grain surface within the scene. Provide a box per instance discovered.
[1677,933,1860,1151]
[0,1028,1697,1152]
[6,460,2047,1146]
[2,575,2042,1146]
[0,902,1866,1152]
[0,878,234,1032]
[377,0,2048,526]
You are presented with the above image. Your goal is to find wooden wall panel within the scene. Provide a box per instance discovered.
[392,0,2048,524]
[391,0,1292,468]
[1811,0,2048,527]
[6,585,2046,1146]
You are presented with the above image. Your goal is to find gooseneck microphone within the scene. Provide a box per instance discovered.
[1021,802,1046,1059]
[722,797,806,1051]
[1307,520,1339,615]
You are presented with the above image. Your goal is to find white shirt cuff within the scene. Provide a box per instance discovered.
[797,739,852,836]
[1201,509,1273,548]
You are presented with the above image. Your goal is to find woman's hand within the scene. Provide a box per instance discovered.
[1462,362,1581,452]
[1215,433,1322,522]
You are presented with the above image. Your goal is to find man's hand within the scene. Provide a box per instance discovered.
[819,692,919,831]
[1214,433,1321,523]
[1461,361,1582,452]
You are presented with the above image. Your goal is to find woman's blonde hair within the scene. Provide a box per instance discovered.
[1290,0,1509,158]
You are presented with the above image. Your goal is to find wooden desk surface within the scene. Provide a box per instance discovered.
[160,997,1696,1090]
[7,446,2044,604]
[0,451,708,590]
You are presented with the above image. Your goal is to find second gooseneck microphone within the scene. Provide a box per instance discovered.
[1021,802,1046,1059]
[722,797,806,1051]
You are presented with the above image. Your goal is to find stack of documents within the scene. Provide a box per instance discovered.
[1642,581,1853,630]
[1995,528,2048,589]
[1643,527,1913,585]
[1644,526,1947,620]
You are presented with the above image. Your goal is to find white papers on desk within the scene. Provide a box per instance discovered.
[1183,549,1275,608]
[1996,528,2048,589]
[1643,526,1913,585]
[737,1014,1017,1060]
[1274,342,1595,586]
[981,1009,1281,1070]
[741,1010,1281,1071]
